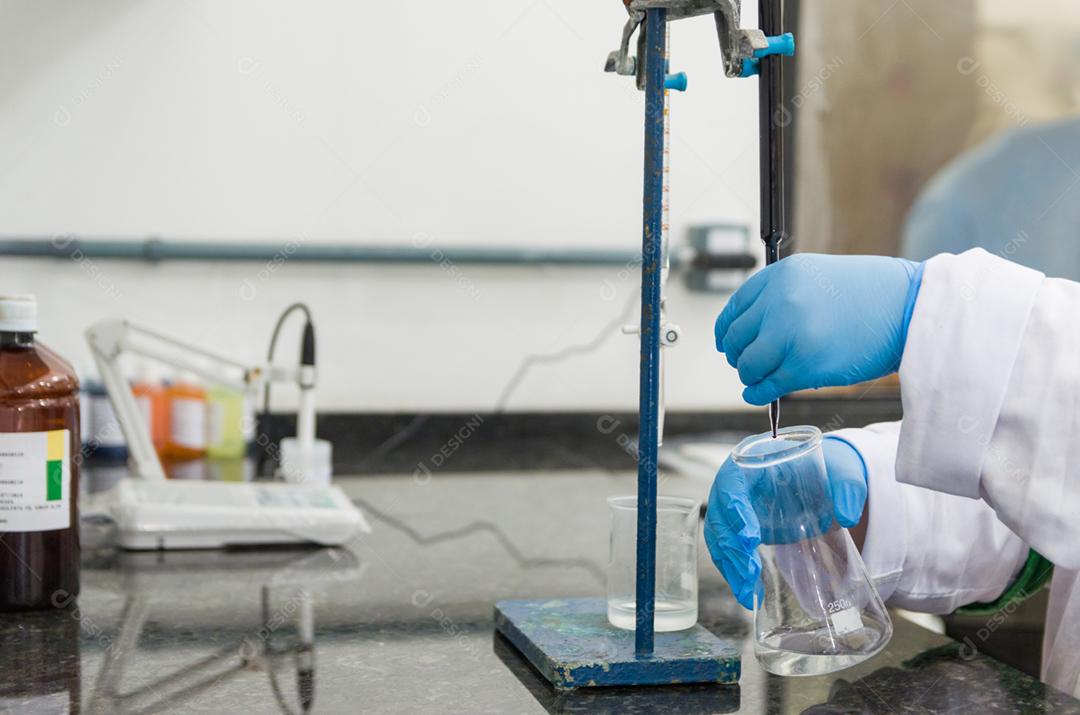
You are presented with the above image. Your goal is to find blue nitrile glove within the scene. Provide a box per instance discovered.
[714,254,924,406]
[704,437,868,609]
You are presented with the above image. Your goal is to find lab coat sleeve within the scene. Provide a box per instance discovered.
[832,421,1028,614]
[897,247,1080,570]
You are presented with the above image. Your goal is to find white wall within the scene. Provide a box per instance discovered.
[0,0,758,412]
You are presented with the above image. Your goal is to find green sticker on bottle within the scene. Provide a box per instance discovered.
[46,460,62,501]
[46,430,64,502]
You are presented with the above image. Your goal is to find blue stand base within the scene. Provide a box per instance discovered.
[494,598,740,690]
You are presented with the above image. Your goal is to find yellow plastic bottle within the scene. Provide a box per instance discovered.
[206,386,247,459]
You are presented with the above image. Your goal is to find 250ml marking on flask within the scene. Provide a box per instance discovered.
[828,598,863,635]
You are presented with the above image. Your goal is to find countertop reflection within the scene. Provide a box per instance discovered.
[1,468,1078,714]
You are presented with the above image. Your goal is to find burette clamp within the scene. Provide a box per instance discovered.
[622,320,681,347]
[604,0,768,88]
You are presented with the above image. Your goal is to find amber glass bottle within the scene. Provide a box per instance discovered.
[0,295,80,611]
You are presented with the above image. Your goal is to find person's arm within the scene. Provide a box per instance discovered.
[832,421,1030,613]
[896,248,1080,571]
[710,248,1070,600]
[704,419,1031,612]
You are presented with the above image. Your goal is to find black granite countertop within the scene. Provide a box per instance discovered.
[2,468,1078,714]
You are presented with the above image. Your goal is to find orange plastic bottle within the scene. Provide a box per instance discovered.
[131,362,168,452]
[0,295,80,611]
[162,372,207,461]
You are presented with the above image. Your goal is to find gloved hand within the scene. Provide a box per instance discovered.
[704,437,868,609]
[714,254,923,406]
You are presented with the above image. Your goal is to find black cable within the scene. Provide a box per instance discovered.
[257,303,313,476]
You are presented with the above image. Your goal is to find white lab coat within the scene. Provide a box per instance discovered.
[831,248,1080,696]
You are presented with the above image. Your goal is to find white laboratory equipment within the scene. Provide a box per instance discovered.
[84,314,369,550]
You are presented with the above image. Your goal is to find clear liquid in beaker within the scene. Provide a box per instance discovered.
[606,495,700,633]
[606,598,698,632]
[756,613,891,676]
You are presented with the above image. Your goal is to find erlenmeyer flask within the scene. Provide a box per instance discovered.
[732,426,892,676]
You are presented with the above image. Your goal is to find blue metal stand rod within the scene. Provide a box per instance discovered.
[635,7,667,659]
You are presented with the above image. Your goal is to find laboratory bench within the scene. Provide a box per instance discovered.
[2,466,1078,715]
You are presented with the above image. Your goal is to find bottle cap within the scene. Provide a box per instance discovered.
[0,295,37,333]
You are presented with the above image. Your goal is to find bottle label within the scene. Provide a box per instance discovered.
[0,430,71,532]
[170,398,207,449]
[828,599,864,635]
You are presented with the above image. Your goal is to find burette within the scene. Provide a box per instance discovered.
[658,21,673,446]
[656,22,665,444]
[623,22,682,446]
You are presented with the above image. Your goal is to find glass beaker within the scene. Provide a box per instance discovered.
[732,426,892,676]
[607,495,700,632]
